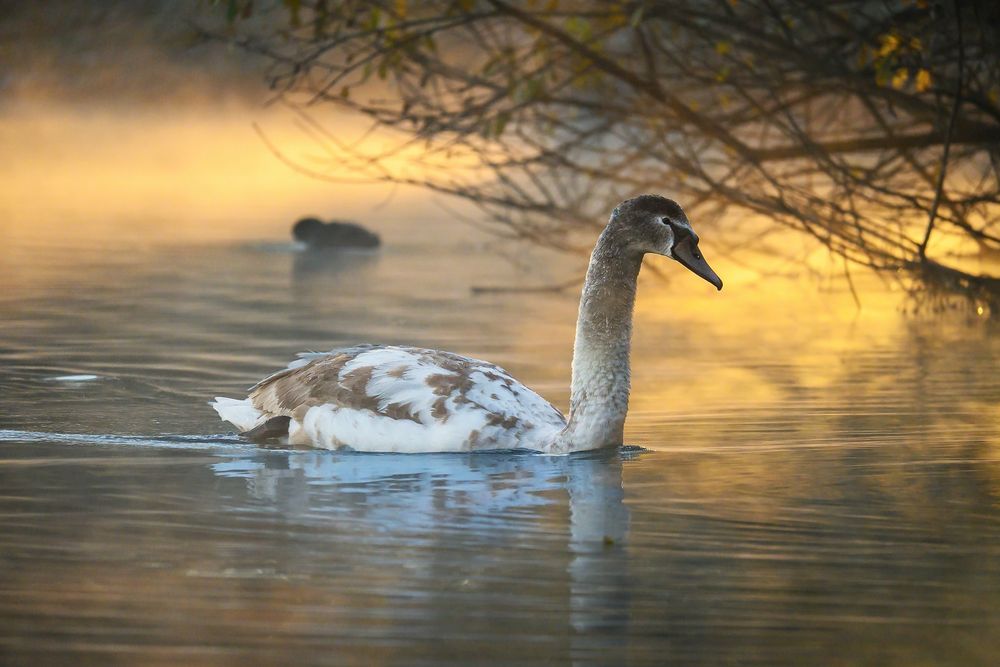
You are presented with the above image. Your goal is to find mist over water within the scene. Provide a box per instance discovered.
[1,6,1000,664]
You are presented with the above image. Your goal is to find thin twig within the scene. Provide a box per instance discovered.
[918,0,964,261]
[843,255,862,311]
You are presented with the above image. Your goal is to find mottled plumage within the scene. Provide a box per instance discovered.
[215,345,566,452]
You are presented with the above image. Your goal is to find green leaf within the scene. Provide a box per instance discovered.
[513,77,543,103]
[630,6,645,27]
[283,0,301,27]
[874,59,891,87]
[565,16,593,42]
[493,111,511,137]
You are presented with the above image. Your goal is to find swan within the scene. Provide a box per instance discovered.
[293,217,381,248]
[215,195,722,454]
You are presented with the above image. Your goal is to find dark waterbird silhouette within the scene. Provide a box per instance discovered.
[292,217,381,249]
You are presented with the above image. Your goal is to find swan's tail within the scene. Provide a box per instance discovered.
[210,397,264,433]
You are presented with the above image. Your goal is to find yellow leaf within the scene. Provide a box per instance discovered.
[914,69,932,92]
[891,67,909,90]
[715,40,732,56]
[909,36,922,51]
[395,0,407,18]
[878,33,900,57]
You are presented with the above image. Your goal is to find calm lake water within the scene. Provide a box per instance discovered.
[2,107,1000,666]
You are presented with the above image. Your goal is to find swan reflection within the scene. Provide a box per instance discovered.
[211,447,636,663]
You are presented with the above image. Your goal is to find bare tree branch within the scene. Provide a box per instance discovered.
[213,0,1000,306]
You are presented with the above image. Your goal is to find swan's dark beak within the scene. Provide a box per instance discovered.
[672,237,723,290]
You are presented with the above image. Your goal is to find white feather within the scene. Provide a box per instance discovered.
[210,397,264,432]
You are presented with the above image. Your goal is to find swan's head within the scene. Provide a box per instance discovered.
[610,194,723,290]
[292,217,325,242]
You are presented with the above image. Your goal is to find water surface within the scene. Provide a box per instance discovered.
[1,108,999,666]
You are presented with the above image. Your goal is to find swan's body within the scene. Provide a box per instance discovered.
[215,195,722,454]
[215,345,567,452]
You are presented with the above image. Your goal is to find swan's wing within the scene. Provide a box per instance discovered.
[244,345,566,452]
[246,344,379,392]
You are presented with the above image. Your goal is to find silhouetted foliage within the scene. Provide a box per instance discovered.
[216,0,1000,302]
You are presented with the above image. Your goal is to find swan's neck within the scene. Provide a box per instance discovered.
[556,230,642,452]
